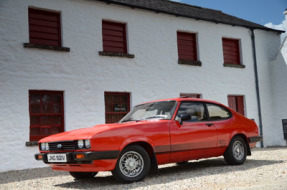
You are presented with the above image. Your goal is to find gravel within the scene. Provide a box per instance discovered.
[1,147,287,190]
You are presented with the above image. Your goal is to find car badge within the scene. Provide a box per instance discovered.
[57,144,62,149]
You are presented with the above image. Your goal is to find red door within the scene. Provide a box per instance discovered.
[228,95,245,115]
[169,102,217,162]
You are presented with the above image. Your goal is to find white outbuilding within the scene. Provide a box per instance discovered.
[0,0,286,172]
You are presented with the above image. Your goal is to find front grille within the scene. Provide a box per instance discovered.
[48,141,76,151]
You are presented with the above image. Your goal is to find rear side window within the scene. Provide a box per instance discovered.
[206,103,231,120]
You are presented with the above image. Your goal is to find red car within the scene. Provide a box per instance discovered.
[35,98,262,183]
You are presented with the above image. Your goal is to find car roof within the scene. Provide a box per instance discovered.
[138,97,223,106]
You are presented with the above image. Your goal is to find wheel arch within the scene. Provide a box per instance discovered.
[230,133,251,156]
[121,141,158,172]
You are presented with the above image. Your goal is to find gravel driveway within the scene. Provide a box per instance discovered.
[1,147,287,190]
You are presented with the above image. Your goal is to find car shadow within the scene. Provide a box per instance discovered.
[54,158,283,189]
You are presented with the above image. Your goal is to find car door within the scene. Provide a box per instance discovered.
[169,101,218,162]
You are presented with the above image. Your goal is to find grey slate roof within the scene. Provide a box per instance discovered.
[95,0,283,33]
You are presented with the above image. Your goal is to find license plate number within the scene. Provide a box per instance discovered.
[47,154,67,163]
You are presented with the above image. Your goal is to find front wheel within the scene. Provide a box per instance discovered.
[224,136,247,165]
[69,172,97,180]
[112,145,150,183]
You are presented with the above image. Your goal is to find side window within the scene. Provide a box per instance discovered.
[206,103,231,120]
[104,92,130,123]
[29,90,64,141]
[176,102,207,122]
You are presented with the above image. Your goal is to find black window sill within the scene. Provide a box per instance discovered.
[178,59,202,66]
[26,141,38,146]
[223,63,245,68]
[23,43,70,52]
[99,51,135,58]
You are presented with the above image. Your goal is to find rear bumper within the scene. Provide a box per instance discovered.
[249,136,263,143]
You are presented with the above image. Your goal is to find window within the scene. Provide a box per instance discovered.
[206,103,231,121]
[222,38,241,65]
[176,102,207,122]
[102,20,127,54]
[29,90,64,141]
[177,32,198,61]
[28,8,61,47]
[228,95,245,115]
[180,93,201,98]
[105,92,130,123]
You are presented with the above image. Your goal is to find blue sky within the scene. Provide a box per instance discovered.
[171,0,286,30]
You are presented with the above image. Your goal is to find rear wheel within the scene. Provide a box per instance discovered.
[224,136,247,165]
[69,172,97,180]
[112,145,150,183]
[176,161,188,165]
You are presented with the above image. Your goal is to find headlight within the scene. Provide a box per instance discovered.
[77,140,84,149]
[77,139,91,149]
[41,143,46,150]
[40,142,49,151]
[85,139,91,149]
[45,142,49,151]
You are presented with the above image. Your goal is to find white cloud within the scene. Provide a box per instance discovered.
[265,19,286,42]
[170,0,182,2]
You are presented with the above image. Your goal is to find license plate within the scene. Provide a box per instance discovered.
[47,154,67,163]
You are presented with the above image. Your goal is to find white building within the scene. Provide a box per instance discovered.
[269,10,287,146]
[0,0,286,172]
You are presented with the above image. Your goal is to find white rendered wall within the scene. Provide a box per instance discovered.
[270,38,287,146]
[0,0,283,172]
[253,30,286,146]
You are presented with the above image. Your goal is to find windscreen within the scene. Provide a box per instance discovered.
[120,101,177,123]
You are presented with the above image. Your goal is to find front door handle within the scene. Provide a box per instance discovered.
[206,123,214,127]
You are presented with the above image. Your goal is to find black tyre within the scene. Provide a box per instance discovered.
[176,161,188,165]
[112,145,150,183]
[224,136,247,165]
[69,172,97,180]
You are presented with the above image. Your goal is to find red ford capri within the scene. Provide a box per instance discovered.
[35,98,262,183]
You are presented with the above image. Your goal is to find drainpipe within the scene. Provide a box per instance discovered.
[250,29,264,148]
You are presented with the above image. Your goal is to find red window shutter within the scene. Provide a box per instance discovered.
[180,93,201,98]
[102,21,127,53]
[29,90,64,141]
[28,8,61,47]
[105,92,130,123]
[177,32,197,61]
[222,38,240,65]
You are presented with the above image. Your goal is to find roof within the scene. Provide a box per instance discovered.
[94,0,283,33]
[138,97,224,107]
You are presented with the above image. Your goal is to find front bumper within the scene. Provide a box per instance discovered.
[35,151,119,164]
